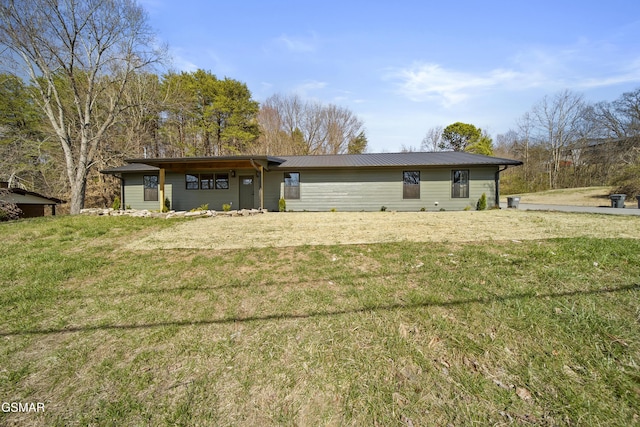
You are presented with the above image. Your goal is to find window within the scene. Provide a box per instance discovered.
[186,173,229,190]
[215,173,229,190]
[403,171,420,199]
[143,175,158,201]
[186,174,199,190]
[284,172,300,199]
[451,170,469,198]
[200,174,214,189]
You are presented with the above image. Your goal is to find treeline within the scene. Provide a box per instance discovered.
[0,71,366,209]
[1,0,371,213]
[417,88,640,197]
[492,89,640,196]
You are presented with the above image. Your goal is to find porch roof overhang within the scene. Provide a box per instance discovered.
[122,155,286,172]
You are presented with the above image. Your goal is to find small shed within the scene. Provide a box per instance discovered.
[0,182,65,218]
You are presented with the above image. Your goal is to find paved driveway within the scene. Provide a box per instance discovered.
[500,203,640,216]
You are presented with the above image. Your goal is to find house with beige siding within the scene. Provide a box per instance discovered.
[101,152,522,212]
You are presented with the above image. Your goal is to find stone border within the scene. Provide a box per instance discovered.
[80,208,268,218]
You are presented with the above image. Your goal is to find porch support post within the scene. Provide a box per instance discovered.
[120,177,125,210]
[159,168,165,211]
[260,165,264,209]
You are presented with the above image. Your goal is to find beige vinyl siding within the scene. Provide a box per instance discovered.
[123,173,172,210]
[264,172,284,211]
[125,166,499,212]
[264,166,498,212]
[167,169,258,211]
[468,167,498,207]
[422,167,497,210]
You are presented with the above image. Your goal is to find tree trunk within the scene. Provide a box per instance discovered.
[69,175,87,215]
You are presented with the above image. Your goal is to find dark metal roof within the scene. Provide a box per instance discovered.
[272,152,523,168]
[101,163,160,174]
[102,152,522,173]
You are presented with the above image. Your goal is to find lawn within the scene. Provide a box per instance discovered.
[1,212,639,426]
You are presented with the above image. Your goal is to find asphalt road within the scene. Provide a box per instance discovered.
[500,202,640,216]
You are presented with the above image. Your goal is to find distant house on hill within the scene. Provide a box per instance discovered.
[0,182,65,218]
[101,152,522,212]
[566,137,639,166]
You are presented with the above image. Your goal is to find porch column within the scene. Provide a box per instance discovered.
[259,165,264,209]
[159,168,165,211]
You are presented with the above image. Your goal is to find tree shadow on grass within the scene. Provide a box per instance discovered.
[1,283,638,337]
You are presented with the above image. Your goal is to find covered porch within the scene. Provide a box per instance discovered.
[104,156,285,211]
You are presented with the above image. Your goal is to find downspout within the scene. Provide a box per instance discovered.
[495,166,509,208]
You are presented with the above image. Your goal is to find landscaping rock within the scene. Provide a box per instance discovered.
[130,210,151,217]
[79,207,265,219]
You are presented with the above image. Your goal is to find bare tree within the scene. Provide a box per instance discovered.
[591,88,640,160]
[530,90,587,189]
[322,103,364,154]
[400,144,418,152]
[515,112,534,189]
[613,88,640,137]
[0,0,164,213]
[256,93,366,155]
[420,126,442,151]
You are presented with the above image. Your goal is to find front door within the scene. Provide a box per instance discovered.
[239,176,254,209]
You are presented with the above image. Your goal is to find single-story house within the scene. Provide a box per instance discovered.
[101,152,522,212]
[0,182,65,217]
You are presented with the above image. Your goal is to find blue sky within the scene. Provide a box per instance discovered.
[141,0,640,153]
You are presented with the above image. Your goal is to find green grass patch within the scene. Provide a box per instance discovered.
[0,215,639,425]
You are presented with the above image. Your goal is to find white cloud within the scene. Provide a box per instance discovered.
[168,51,199,72]
[276,33,318,53]
[389,46,640,107]
[165,46,237,76]
[388,63,525,106]
[510,43,640,90]
[577,58,640,88]
[293,80,328,97]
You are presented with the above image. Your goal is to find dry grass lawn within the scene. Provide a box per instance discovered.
[127,210,640,251]
[2,213,639,426]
